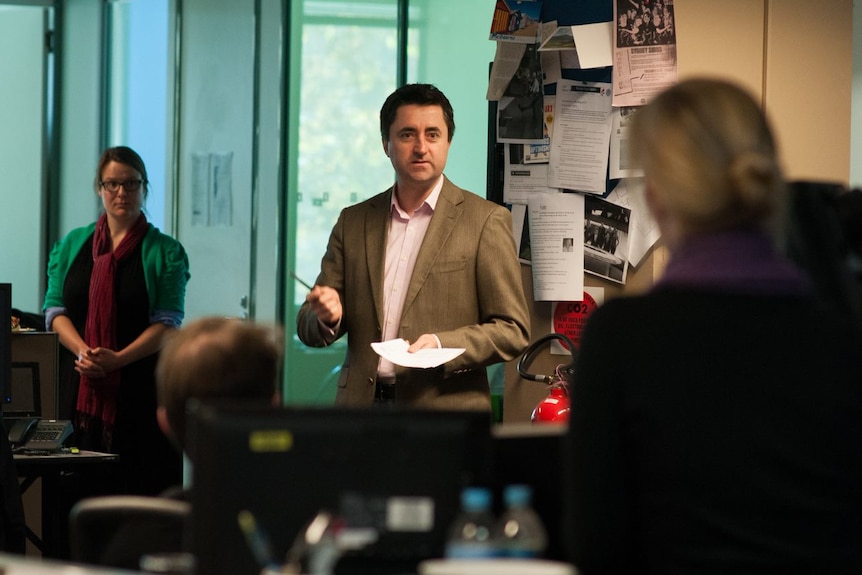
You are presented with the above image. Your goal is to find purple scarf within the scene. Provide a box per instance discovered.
[654,227,812,296]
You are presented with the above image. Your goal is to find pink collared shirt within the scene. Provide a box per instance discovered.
[377,176,444,377]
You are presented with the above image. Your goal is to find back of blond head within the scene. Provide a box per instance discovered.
[631,78,785,236]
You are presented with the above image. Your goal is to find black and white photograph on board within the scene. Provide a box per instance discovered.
[584,194,631,284]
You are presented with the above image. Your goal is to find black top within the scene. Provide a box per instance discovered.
[565,288,862,575]
[59,235,180,496]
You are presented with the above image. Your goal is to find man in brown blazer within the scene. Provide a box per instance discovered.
[296,83,530,410]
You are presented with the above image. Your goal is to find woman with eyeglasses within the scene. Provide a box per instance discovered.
[43,146,189,497]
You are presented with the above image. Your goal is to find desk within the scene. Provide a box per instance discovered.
[15,450,119,558]
[0,551,136,574]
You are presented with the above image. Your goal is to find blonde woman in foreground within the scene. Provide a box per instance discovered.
[565,78,862,575]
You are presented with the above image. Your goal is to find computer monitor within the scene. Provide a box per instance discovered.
[5,362,41,420]
[490,423,567,561]
[0,284,11,416]
[187,403,493,575]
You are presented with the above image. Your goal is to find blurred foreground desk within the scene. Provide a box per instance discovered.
[0,551,136,574]
[15,450,119,558]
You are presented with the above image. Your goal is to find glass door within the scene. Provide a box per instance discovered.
[284,0,404,403]
[175,0,258,321]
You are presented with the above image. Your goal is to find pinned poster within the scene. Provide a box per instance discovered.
[527,192,585,302]
[549,286,604,355]
[489,0,543,44]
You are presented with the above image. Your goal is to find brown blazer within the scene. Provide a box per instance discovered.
[296,177,530,409]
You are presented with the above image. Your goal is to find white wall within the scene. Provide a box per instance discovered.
[765,0,853,183]
[675,0,853,184]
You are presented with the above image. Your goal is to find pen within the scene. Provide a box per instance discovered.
[237,509,278,570]
[290,271,314,291]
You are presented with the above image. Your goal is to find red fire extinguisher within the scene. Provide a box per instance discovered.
[517,333,576,424]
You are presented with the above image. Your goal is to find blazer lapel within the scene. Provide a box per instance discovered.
[365,188,392,328]
[402,178,464,315]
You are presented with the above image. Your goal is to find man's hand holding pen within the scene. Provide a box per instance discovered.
[306,285,343,327]
[293,272,343,327]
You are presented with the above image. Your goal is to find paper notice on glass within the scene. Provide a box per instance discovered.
[527,192,585,301]
[191,153,210,227]
[371,339,465,369]
[210,152,233,226]
[547,80,613,194]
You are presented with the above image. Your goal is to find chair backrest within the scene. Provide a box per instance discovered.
[69,494,190,570]
[786,180,862,321]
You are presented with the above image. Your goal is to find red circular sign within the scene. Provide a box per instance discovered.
[553,292,598,349]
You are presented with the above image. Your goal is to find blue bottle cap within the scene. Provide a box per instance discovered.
[504,484,533,507]
[461,487,492,510]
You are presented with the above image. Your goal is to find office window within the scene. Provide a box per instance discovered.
[291,0,405,300]
[105,0,170,231]
[0,5,52,313]
[285,0,405,402]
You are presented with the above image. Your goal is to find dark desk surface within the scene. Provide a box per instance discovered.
[14,449,119,469]
[14,450,120,559]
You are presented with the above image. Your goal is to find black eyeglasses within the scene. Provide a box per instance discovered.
[100,179,144,193]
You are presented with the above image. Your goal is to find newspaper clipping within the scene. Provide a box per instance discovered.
[612,0,678,107]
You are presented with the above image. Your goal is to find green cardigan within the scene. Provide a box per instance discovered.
[43,222,190,326]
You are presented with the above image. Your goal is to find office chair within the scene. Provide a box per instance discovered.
[785,180,862,322]
[68,494,190,570]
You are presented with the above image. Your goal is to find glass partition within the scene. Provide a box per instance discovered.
[0,4,52,313]
[105,0,170,231]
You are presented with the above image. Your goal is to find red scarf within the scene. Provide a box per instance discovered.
[76,212,149,449]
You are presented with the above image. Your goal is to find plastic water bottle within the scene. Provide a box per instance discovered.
[444,487,498,559]
[495,484,547,558]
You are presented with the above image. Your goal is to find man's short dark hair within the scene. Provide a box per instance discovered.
[156,317,282,449]
[380,83,455,142]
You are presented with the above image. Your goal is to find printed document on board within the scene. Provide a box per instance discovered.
[547,80,613,194]
[527,192,585,301]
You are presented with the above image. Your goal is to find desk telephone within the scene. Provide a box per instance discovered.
[8,418,74,453]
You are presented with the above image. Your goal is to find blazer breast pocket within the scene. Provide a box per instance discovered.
[430,258,466,274]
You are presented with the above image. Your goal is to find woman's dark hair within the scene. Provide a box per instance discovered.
[379,83,455,142]
[94,146,149,197]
